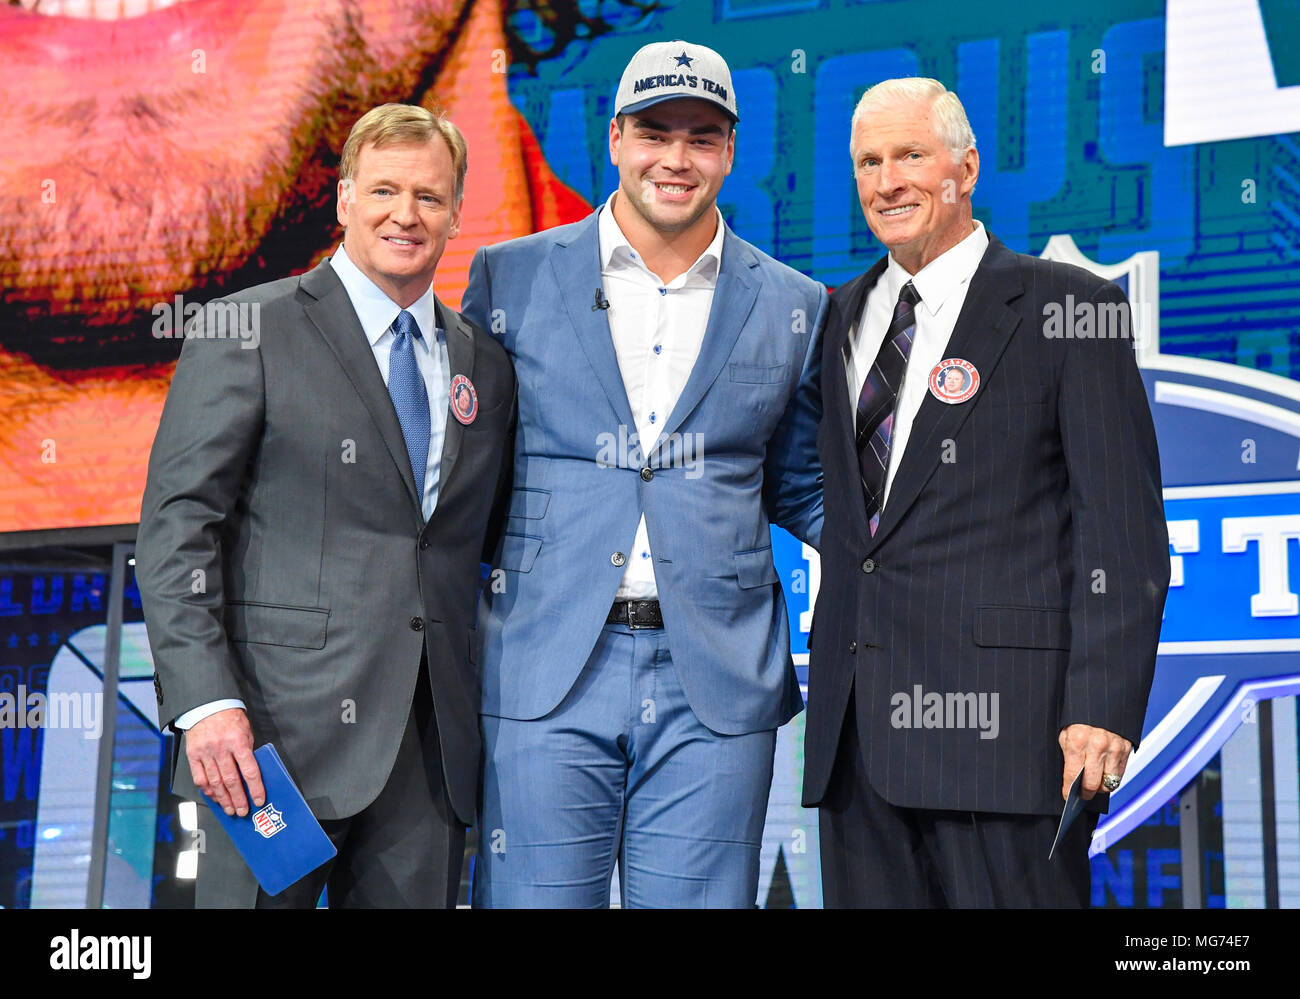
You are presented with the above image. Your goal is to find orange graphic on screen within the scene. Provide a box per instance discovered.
[0,0,591,535]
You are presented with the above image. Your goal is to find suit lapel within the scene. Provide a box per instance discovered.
[652,226,758,453]
[302,260,423,518]
[550,215,639,444]
[828,259,886,363]
[433,295,474,506]
[827,260,888,543]
[869,236,1025,550]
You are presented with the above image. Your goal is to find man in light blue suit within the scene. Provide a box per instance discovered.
[462,40,826,908]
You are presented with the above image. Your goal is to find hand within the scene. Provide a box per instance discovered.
[185,708,265,817]
[1059,724,1131,801]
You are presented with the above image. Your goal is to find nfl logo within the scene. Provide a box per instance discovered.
[252,803,286,839]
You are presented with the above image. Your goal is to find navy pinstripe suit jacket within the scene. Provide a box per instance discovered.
[802,235,1170,816]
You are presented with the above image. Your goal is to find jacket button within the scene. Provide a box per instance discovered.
[848,640,857,654]
[861,558,875,573]
[611,552,626,567]
[640,467,654,482]
[409,617,424,631]
[419,537,430,550]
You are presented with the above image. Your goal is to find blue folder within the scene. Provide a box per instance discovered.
[201,743,337,897]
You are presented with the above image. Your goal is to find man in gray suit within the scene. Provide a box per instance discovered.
[136,104,515,908]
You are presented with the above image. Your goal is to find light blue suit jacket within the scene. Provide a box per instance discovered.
[462,210,827,735]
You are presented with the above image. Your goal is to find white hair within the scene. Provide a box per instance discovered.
[849,77,976,166]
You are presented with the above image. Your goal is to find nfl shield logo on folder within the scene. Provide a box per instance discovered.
[252,803,287,839]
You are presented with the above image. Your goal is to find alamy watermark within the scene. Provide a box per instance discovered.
[1041,295,1152,346]
[50,931,151,979]
[596,426,705,479]
[0,685,103,740]
[152,295,261,349]
[890,684,999,740]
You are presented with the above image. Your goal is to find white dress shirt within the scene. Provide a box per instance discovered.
[845,221,989,509]
[173,245,450,731]
[598,192,725,600]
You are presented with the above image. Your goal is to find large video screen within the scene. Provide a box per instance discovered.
[2,0,1296,538]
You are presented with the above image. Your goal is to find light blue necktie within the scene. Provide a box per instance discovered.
[387,309,430,501]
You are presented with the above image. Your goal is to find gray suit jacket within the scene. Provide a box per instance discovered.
[136,259,515,824]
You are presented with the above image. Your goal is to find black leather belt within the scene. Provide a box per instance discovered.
[606,599,663,629]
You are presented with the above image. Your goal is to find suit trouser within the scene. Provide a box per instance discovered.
[195,656,465,908]
[819,683,1095,908]
[475,622,777,908]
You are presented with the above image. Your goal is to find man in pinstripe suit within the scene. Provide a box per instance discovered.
[802,78,1169,907]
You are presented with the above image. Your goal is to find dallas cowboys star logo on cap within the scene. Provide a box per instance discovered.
[614,40,739,123]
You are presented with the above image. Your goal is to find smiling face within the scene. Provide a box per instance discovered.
[943,367,965,393]
[337,138,462,308]
[608,98,734,240]
[851,99,979,274]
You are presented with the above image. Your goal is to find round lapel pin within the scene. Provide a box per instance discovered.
[928,358,979,405]
[451,374,478,425]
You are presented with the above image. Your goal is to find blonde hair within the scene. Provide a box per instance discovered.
[340,104,468,203]
[850,78,976,165]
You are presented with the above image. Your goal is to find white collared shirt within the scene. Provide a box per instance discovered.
[331,242,451,522]
[598,191,725,600]
[173,244,451,732]
[845,221,989,508]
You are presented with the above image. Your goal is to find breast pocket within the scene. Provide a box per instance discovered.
[728,362,787,385]
[463,398,509,428]
[980,372,1053,408]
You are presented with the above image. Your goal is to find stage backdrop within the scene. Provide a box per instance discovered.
[1,0,1297,907]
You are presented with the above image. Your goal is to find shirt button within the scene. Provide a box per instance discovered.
[611,552,627,567]
[849,640,858,654]
[649,412,657,423]
[862,558,876,574]
[653,345,662,355]
[641,552,649,559]
[409,617,424,631]
[640,467,654,482]
[658,288,666,296]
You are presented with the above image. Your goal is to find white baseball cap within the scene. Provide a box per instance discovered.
[614,40,739,123]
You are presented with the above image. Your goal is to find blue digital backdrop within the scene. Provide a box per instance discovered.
[510,0,1300,908]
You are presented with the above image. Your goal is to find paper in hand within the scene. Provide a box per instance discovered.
[1049,767,1087,860]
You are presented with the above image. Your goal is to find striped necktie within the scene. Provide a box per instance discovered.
[853,280,920,536]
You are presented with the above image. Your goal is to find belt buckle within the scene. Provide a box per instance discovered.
[612,599,657,629]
